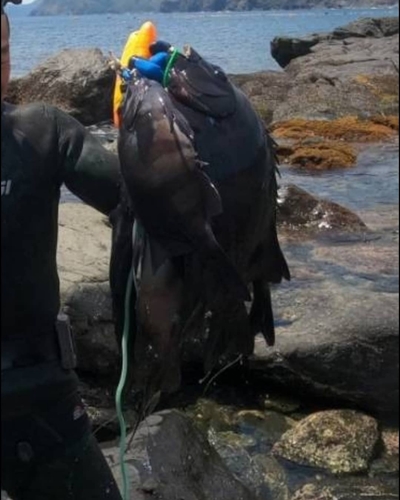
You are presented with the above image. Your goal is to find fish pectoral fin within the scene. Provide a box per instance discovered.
[250,280,276,347]
[195,167,223,218]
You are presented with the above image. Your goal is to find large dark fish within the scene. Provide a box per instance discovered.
[110,46,290,410]
[166,47,290,347]
[118,77,250,304]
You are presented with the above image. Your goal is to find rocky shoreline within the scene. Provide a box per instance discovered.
[3,16,399,500]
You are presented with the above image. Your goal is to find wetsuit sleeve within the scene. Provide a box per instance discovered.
[53,107,121,215]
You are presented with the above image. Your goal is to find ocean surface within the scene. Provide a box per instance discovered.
[8,7,399,76]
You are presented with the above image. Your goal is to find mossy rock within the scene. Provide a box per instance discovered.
[272,410,379,475]
[288,142,357,170]
[272,116,398,142]
[291,480,400,500]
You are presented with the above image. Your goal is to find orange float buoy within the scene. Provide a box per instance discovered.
[113,21,157,127]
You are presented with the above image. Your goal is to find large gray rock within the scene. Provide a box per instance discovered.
[58,204,119,377]
[331,16,399,40]
[58,204,112,299]
[104,410,257,500]
[251,283,399,420]
[285,33,399,82]
[6,48,114,125]
[271,17,399,68]
[236,17,399,123]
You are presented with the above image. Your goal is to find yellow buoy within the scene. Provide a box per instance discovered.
[113,21,157,127]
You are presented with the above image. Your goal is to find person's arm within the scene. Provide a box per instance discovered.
[53,107,121,215]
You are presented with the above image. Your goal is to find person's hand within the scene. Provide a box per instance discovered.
[129,40,172,84]
[129,52,169,84]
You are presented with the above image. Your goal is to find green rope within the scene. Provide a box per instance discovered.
[162,48,180,88]
[115,261,134,500]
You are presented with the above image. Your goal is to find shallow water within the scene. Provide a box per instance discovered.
[280,141,400,214]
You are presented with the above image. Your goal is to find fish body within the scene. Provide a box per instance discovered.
[110,48,290,407]
[118,77,250,304]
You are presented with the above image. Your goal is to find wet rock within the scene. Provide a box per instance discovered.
[290,477,400,500]
[233,410,295,449]
[185,398,236,434]
[104,410,257,500]
[312,242,399,277]
[87,406,141,442]
[212,430,257,449]
[277,184,367,235]
[271,36,319,69]
[7,49,114,126]
[273,410,379,475]
[64,281,120,377]
[370,429,400,476]
[261,394,301,415]
[231,71,292,126]
[212,438,272,499]
[254,456,291,500]
[251,282,399,420]
[283,142,358,170]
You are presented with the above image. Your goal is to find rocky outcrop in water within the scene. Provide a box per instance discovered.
[277,185,367,233]
[232,16,399,124]
[271,16,399,67]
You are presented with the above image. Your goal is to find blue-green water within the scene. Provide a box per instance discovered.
[8,7,398,76]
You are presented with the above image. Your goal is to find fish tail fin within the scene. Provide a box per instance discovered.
[250,279,276,347]
[273,225,291,282]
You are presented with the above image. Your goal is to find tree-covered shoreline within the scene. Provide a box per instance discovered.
[30,0,398,16]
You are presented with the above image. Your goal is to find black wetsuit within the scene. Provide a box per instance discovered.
[1,103,123,500]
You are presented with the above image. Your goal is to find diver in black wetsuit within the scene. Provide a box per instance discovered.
[1,2,123,499]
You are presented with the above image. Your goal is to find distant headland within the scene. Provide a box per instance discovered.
[29,0,399,16]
